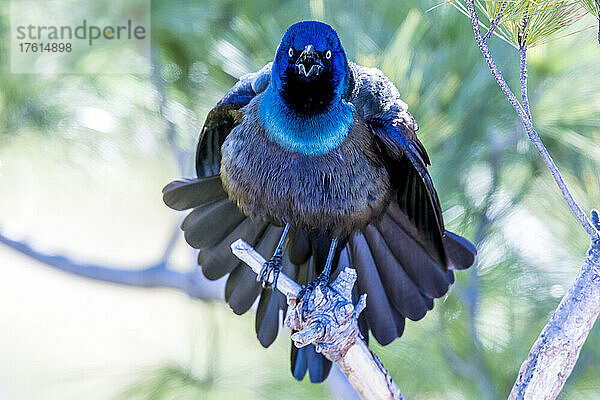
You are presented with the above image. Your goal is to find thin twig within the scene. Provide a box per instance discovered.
[519,45,532,121]
[519,9,532,121]
[597,0,600,44]
[482,0,507,43]
[464,0,600,241]
[518,8,532,121]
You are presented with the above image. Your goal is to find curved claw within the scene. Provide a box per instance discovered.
[298,275,330,321]
[257,253,282,289]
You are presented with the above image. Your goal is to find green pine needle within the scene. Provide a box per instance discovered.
[441,0,587,47]
[579,0,600,17]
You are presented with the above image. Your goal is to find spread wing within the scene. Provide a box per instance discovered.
[196,63,272,177]
[350,63,447,269]
[369,109,447,268]
[163,62,333,383]
[347,64,476,346]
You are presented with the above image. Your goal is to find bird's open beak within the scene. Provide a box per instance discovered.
[295,44,323,79]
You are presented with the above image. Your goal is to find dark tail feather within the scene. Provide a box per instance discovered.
[291,343,308,381]
[444,230,477,270]
[162,176,227,211]
[226,264,261,315]
[199,218,269,280]
[306,344,332,383]
[308,230,332,275]
[255,289,282,347]
[255,251,296,348]
[289,252,332,383]
[224,264,243,303]
[288,229,311,265]
[182,200,246,249]
[290,338,333,384]
[376,213,451,298]
[226,225,282,315]
[361,225,431,321]
[390,306,406,336]
[348,233,403,345]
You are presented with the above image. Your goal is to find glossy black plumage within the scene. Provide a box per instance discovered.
[163,21,476,383]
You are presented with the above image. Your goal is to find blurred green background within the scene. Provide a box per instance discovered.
[1,0,600,399]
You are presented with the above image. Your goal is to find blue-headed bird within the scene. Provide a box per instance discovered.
[163,21,476,383]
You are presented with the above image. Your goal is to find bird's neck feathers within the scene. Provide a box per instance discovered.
[258,86,355,156]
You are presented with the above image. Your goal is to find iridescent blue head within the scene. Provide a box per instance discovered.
[259,21,355,156]
[272,21,353,115]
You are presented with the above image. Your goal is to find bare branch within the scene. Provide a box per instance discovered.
[464,0,600,241]
[231,239,404,400]
[0,228,219,301]
[509,237,600,399]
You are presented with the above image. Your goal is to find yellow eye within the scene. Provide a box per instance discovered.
[288,47,294,58]
[325,50,332,60]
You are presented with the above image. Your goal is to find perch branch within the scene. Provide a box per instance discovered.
[231,239,404,400]
[464,0,600,242]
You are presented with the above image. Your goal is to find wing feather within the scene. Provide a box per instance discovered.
[195,63,272,177]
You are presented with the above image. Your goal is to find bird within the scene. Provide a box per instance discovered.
[163,20,476,383]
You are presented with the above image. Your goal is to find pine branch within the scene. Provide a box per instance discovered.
[463,1,600,398]
[482,0,507,43]
[464,0,600,241]
[231,239,404,400]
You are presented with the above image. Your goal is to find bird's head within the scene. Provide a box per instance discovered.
[272,21,352,115]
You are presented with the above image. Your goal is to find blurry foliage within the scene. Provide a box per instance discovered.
[115,303,331,400]
[2,0,600,399]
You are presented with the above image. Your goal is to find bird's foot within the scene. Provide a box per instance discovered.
[297,273,330,320]
[257,253,282,289]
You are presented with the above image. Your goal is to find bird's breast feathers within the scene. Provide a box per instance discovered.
[220,93,390,234]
